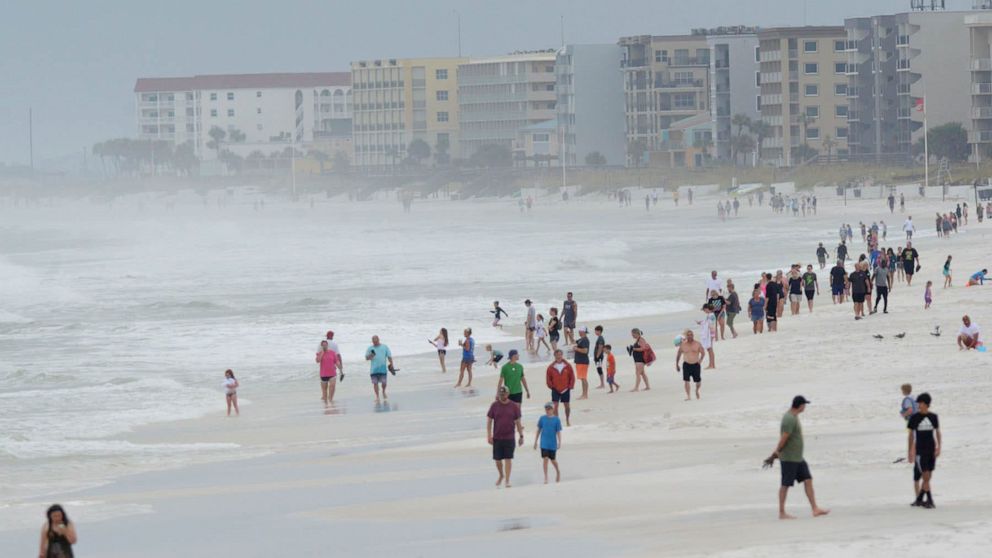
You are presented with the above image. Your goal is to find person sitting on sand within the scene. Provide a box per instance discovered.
[675,329,704,401]
[967,269,988,287]
[957,315,981,350]
[764,396,830,520]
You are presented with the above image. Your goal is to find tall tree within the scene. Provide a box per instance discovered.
[408,139,431,164]
[731,114,752,163]
[207,126,227,157]
[914,122,969,162]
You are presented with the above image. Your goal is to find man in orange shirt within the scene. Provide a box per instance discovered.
[546,349,576,426]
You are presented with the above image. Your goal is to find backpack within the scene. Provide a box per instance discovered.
[641,341,656,366]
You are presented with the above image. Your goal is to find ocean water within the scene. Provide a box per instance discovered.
[0,188,831,501]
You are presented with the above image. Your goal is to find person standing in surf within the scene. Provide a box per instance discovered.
[561,292,578,346]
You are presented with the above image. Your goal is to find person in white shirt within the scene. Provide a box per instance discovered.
[903,216,915,240]
[958,315,981,350]
[705,270,722,299]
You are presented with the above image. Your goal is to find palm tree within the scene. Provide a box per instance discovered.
[207,126,227,158]
[749,120,772,165]
[822,135,837,163]
[797,113,816,152]
[731,114,752,163]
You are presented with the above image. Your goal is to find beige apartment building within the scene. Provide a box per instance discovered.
[758,27,849,166]
[351,57,466,170]
[968,10,992,161]
[619,34,711,164]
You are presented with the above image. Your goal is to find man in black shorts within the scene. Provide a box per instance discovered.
[816,243,828,269]
[802,264,819,313]
[902,241,920,286]
[847,262,871,320]
[829,260,847,304]
[675,329,705,401]
[764,272,782,332]
[765,396,829,519]
[486,386,524,488]
[908,392,941,508]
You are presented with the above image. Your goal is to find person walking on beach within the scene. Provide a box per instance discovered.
[903,216,915,241]
[707,289,728,340]
[456,328,475,388]
[316,338,342,404]
[802,265,819,313]
[675,329,704,401]
[561,292,578,345]
[534,314,552,354]
[573,327,591,400]
[872,257,890,314]
[942,256,952,288]
[958,315,981,350]
[497,350,530,403]
[546,349,575,426]
[593,325,607,389]
[39,504,77,558]
[534,402,563,484]
[816,243,828,269]
[787,266,803,316]
[604,344,619,392]
[908,392,941,508]
[431,328,449,374]
[223,369,240,416]
[748,289,766,334]
[726,280,741,338]
[829,260,847,305]
[698,303,717,368]
[366,335,394,403]
[629,328,653,392]
[837,240,848,263]
[764,396,830,520]
[547,308,561,353]
[848,262,871,320]
[924,281,933,309]
[902,241,920,286]
[705,270,723,298]
[524,300,537,352]
[764,273,782,332]
[487,386,524,488]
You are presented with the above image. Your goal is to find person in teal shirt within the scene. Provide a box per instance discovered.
[365,335,394,403]
[533,403,563,484]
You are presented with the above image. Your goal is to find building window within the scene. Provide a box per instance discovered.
[834,40,846,52]
[804,40,817,53]
[655,49,668,63]
[755,71,761,87]
[836,127,848,138]
[807,127,820,139]
[835,105,848,117]
[533,133,550,142]
[210,93,217,101]
[210,109,218,117]
[257,108,262,114]
[436,90,448,101]
[756,96,762,112]
[227,109,235,117]
[806,106,819,118]
[674,71,693,85]
[256,91,262,98]
[835,62,846,74]
[186,92,194,101]
[673,93,695,108]
[437,111,449,122]
[755,46,760,63]
[835,83,848,96]
[227,92,234,100]
[804,63,818,75]
[435,69,448,80]
[805,84,819,96]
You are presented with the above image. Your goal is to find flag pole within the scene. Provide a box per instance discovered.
[923,93,929,192]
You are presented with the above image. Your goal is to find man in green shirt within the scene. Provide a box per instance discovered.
[765,396,830,520]
[497,350,531,404]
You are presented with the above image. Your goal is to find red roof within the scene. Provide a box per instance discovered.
[134,72,350,92]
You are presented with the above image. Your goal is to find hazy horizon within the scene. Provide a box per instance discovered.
[1,0,967,167]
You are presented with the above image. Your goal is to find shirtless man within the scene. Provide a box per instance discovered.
[675,329,705,401]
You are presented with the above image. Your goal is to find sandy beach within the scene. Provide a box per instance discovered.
[2,192,991,557]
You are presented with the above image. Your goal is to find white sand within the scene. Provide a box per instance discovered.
[2,195,991,557]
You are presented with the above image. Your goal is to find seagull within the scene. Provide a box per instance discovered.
[873,334,884,340]
[894,332,906,339]
[930,325,941,337]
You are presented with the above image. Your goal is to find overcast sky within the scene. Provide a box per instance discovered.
[1,0,968,166]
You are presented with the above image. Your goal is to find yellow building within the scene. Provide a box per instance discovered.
[351,57,466,170]
[758,27,849,166]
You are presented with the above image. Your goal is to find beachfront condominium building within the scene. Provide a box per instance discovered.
[966,7,992,161]
[620,34,711,164]
[350,57,466,171]
[706,27,762,162]
[134,73,352,160]
[457,51,558,161]
[845,9,973,162]
[758,27,849,166]
[555,44,626,167]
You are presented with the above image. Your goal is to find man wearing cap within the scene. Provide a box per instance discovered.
[573,327,591,400]
[498,350,531,404]
[765,396,829,519]
[524,300,537,352]
[487,386,524,488]
[546,350,575,426]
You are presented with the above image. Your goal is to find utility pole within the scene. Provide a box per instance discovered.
[29,107,34,171]
[454,10,462,57]
[560,16,565,48]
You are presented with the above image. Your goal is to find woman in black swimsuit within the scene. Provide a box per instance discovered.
[547,308,562,353]
[39,504,76,558]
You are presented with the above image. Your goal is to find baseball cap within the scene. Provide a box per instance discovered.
[525,299,532,304]
[578,326,589,333]
[326,330,334,339]
[498,386,509,393]
[508,349,519,358]
[544,402,554,409]
[791,395,811,408]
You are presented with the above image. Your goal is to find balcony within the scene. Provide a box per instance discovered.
[763,94,783,105]
[764,136,784,148]
[788,49,799,59]
[654,79,704,89]
[970,130,992,143]
[658,105,701,113]
[973,58,992,71]
[761,72,782,83]
[621,58,648,68]
[898,108,912,119]
[789,70,799,81]
[897,60,911,71]
[898,84,912,95]
[789,93,799,103]
[714,60,730,69]
[764,115,784,126]
[897,35,910,47]
[760,50,782,62]
[848,111,861,122]
[670,57,709,67]
[973,106,992,119]
[974,82,992,95]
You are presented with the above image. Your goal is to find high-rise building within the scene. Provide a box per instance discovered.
[758,27,849,166]
[457,52,558,161]
[133,73,351,160]
[706,27,762,161]
[555,44,626,167]
[968,9,992,160]
[619,34,711,163]
[350,57,466,170]
[846,10,973,162]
